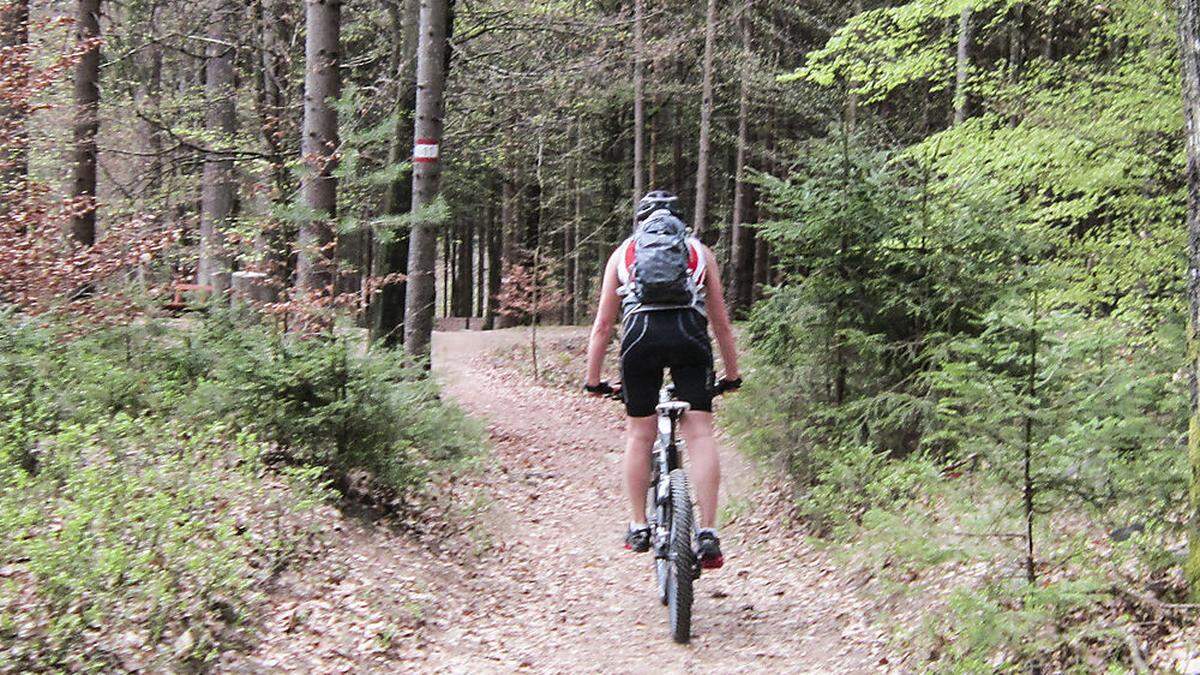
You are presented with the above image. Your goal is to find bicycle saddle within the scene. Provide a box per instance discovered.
[656,400,691,416]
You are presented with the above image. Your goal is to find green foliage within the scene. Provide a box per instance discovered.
[0,311,480,668]
[194,315,480,496]
[732,0,1190,661]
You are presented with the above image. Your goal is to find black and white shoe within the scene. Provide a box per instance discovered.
[624,525,651,553]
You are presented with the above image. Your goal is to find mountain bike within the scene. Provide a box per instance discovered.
[602,380,737,644]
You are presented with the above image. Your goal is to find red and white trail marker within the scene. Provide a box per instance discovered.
[414,138,440,163]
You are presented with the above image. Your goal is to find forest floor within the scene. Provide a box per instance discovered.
[235,327,888,673]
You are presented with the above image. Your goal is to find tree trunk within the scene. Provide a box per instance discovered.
[752,236,769,302]
[475,210,486,317]
[70,0,101,246]
[370,0,420,345]
[672,76,685,199]
[953,6,973,126]
[198,0,237,289]
[494,174,518,328]
[573,116,587,324]
[484,186,503,329]
[136,2,163,201]
[453,219,473,316]
[730,0,756,318]
[693,0,717,238]
[632,0,645,213]
[403,0,451,359]
[1,0,29,193]
[251,0,294,282]
[846,0,862,130]
[564,155,576,324]
[296,0,341,293]
[1178,0,1200,601]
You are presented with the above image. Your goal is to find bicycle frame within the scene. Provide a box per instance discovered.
[650,385,689,561]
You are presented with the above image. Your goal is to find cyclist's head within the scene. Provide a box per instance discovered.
[636,190,682,223]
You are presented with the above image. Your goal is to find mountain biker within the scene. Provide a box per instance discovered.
[583,190,741,570]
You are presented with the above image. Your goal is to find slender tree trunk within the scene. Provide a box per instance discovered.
[573,116,587,323]
[730,0,756,318]
[296,0,341,293]
[443,234,451,317]
[494,174,518,328]
[647,101,657,190]
[1,0,29,194]
[1179,0,1200,601]
[484,184,503,329]
[564,151,576,324]
[672,79,685,198]
[846,0,862,129]
[137,2,163,200]
[1024,290,1039,585]
[475,210,486,317]
[693,0,717,238]
[251,0,293,281]
[70,0,102,246]
[453,219,473,316]
[953,6,973,126]
[632,0,645,213]
[198,0,236,290]
[403,0,451,359]
[370,0,420,345]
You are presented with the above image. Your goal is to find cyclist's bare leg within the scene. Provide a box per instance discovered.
[680,411,719,529]
[623,416,657,523]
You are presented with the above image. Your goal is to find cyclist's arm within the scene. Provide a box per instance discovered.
[585,249,622,387]
[702,245,741,381]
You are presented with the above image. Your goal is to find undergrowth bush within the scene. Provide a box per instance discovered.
[0,310,481,669]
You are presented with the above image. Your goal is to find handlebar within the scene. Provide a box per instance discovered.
[583,377,741,402]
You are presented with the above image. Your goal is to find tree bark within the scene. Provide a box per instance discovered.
[484,186,503,329]
[296,0,341,293]
[846,0,862,130]
[729,0,757,318]
[494,173,518,328]
[136,2,162,200]
[370,0,420,346]
[70,0,101,246]
[251,0,294,282]
[953,6,973,126]
[198,0,237,289]
[632,0,645,214]
[403,0,451,359]
[475,210,486,317]
[573,116,587,324]
[1178,0,1200,601]
[1,0,29,193]
[693,0,717,238]
[452,218,473,316]
[564,149,576,324]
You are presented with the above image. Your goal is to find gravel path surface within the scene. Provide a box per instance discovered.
[240,327,887,674]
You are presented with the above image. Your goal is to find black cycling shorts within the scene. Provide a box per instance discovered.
[619,308,715,418]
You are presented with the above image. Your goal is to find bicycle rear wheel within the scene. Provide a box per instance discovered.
[666,468,695,644]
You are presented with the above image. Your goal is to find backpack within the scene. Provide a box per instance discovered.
[630,212,693,306]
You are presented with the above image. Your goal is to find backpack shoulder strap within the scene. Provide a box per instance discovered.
[616,237,636,286]
[687,237,707,286]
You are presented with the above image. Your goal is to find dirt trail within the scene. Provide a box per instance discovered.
[241,328,886,673]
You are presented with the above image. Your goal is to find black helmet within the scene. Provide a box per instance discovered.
[636,190,681,223]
